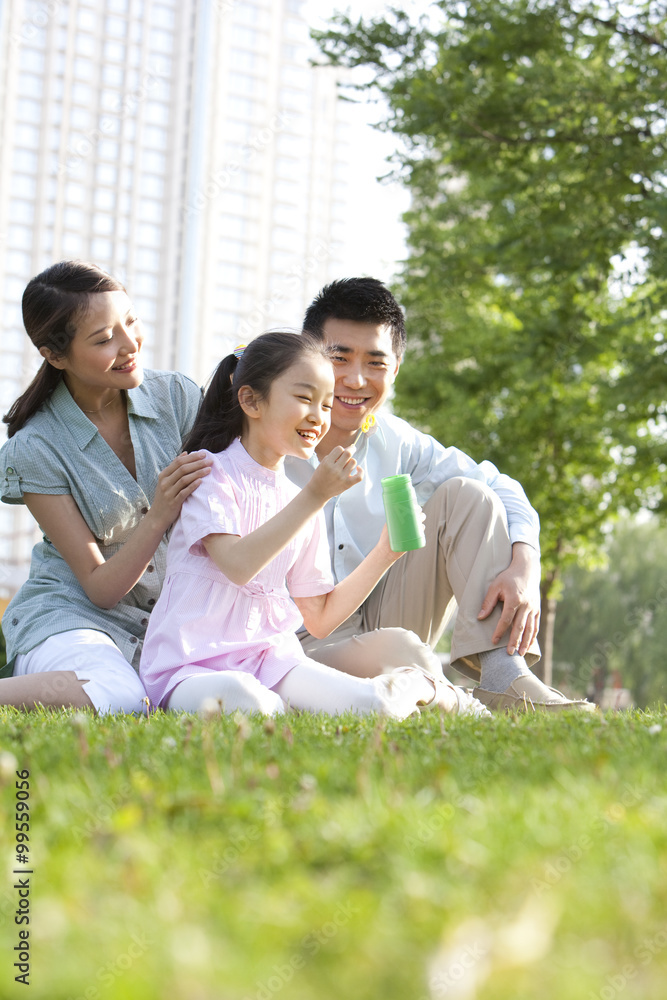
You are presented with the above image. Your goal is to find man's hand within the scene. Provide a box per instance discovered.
[477,542,541,656]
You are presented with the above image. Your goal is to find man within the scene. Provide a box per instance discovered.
[285,277,593,711]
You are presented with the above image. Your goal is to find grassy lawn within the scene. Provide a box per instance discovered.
[1,707,667,1000]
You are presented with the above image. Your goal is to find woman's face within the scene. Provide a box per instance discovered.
[43,290,144,394]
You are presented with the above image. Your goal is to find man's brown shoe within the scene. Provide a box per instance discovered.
[474,674,597,713]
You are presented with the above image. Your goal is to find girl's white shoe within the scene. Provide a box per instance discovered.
[441,682,492,718]
[383,667,492,718]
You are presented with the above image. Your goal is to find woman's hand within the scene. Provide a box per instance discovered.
[307,446,363,504]
[23,451,213,611]
[147,451,213,532]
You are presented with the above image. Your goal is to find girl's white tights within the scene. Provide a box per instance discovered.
[274,659,435,719]
[168,672,285,717]
[167,661,437,720]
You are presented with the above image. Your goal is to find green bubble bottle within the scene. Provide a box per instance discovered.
[381,474,426,552]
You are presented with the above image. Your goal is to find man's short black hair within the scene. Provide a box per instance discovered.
[303,277,407,359]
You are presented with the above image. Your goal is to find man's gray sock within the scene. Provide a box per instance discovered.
[478,646,531,694]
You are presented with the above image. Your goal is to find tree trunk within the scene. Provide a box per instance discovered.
[536,586,557,686]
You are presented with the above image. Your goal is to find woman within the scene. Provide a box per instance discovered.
[0,260,211,713]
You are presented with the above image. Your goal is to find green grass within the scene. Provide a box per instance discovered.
[1,707,667,1000]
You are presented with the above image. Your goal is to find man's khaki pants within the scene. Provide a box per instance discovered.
[299,477,540,683]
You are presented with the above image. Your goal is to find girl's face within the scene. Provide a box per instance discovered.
[241,355,334,469]
[41,290,144,396]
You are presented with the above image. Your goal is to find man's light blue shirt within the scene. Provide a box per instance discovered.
[285,411,540,586]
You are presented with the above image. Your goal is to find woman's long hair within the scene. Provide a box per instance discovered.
[183,331,332,454]
[3,260,125,437]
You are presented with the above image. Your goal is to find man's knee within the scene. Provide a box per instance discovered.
[372,628,441,675]
[376,626,422,650]
[430,476,497,507]
[427,477,508,532]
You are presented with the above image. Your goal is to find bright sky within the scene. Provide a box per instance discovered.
[303,1,427,283]
[338,99,412,283]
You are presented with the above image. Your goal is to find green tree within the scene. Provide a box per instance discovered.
[315,0,667,679]
[553,517,667,708]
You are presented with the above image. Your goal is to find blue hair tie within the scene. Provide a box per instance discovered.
[233,344,246,360]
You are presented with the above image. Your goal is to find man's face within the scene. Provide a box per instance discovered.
[321,318,400,436]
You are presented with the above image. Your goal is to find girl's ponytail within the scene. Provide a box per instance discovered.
[182,353,243,453]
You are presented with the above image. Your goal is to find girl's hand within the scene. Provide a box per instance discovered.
[375,523,407,565]
[375,507,425,563]
[307,446,363,504]
[147,451,213,531]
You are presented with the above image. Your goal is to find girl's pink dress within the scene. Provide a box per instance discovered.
[140,438,333,707]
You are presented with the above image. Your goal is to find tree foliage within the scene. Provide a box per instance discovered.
[315,0,667,592]
[553,517,667,708]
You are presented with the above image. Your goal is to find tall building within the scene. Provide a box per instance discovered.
[0,0,351,597]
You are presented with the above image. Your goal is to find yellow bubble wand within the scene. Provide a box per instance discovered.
[354,413,376,449]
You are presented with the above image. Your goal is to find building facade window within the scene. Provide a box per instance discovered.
[9,198,35,223]
[104,40,125,62]
[105,15,128,38]
[91,237,113,260]
[76,34,96,57]
[12,149,38,173]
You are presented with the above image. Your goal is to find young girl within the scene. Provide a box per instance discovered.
[140,332,485,718]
